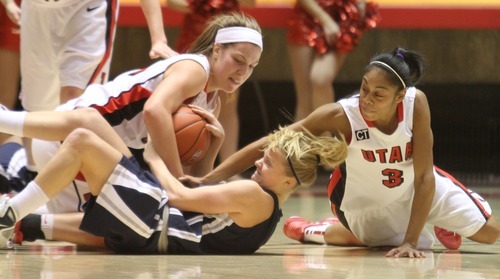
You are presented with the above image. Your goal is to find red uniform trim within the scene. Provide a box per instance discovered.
[434,166,491,219]
[88,0,118,85]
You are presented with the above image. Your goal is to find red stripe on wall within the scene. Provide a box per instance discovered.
[117,5,500,29]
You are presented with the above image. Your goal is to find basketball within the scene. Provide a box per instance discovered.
[173,105,211,165]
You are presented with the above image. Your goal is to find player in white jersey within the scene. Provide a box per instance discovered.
[17,0,176,203]
[0,12,262,220]
[197,47,500,258]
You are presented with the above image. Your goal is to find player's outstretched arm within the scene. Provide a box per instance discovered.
[140,0,178,59]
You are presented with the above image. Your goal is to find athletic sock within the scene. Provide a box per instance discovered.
[303,224,329,244]
[0,110,27,137]
[20,214,45,242]
[10,181,50,220]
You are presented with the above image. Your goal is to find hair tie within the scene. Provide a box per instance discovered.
[287,157,301,186]
[396,52,404,60]
[215,27,263,51]
[369,61,406,88]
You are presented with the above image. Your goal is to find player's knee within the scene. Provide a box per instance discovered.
[63,128,96,153]
[485,224,500,244]
[474,219,500,244]
[69,108,104,128]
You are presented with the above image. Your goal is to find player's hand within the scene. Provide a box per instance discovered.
[385,243,426,258]
[149,41,178,59]
[188,105,224,142]
[4,0,21,26]
[322,20,340,46]
[178,175,202,188]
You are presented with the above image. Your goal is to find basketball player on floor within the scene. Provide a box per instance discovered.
[1,125,347,253]
[0,13,263,243]
[194,47,500,258]
[17,0,177,190]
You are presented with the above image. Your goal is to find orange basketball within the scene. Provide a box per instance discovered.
[173,105,211,165]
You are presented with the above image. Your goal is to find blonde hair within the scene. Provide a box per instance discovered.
[265,127,347,187]
[189,12,262,55]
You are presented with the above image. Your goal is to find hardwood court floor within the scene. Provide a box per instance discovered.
[1,185,499,279]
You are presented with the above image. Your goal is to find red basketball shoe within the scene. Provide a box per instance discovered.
[11,220,23,245]
[319,217,340,226]
[283,216,339,243]
[434,226,462,250]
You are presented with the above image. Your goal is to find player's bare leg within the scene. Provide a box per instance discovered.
[52,213,105,248]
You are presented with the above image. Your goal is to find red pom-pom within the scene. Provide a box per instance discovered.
[287,0,380,54]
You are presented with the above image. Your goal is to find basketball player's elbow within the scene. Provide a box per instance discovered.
[143,102,164,126]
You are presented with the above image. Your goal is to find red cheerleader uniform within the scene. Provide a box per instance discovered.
[287,0,380,54]
[0,0,21,51]
[176,0,241,53]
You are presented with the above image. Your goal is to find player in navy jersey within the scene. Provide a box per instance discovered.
[195,47,500,258]
[0,125,347,254]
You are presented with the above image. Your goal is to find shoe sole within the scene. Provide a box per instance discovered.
[0,227,14,249]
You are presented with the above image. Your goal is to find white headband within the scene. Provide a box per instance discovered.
[215,27,263,51]
[370,61,406,88]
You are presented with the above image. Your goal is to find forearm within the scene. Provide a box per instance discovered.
[148,156,188,200]
[144,109,184,177]
[140,0,168,45]
[202,136,266,184]
[404,175,435,247]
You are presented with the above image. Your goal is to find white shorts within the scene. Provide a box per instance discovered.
[20,0,118,111]
[345,167,492,249]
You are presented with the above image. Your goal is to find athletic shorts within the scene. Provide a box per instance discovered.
[33,143,205,254]
[342,167,491,249]
[20,0,118,111]
[80,155,168,254]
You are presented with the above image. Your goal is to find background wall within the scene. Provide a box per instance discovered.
[112,27,500,83]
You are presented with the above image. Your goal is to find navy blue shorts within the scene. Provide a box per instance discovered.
[80,156,167,254]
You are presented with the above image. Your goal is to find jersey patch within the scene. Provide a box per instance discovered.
[355,129,370,141]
